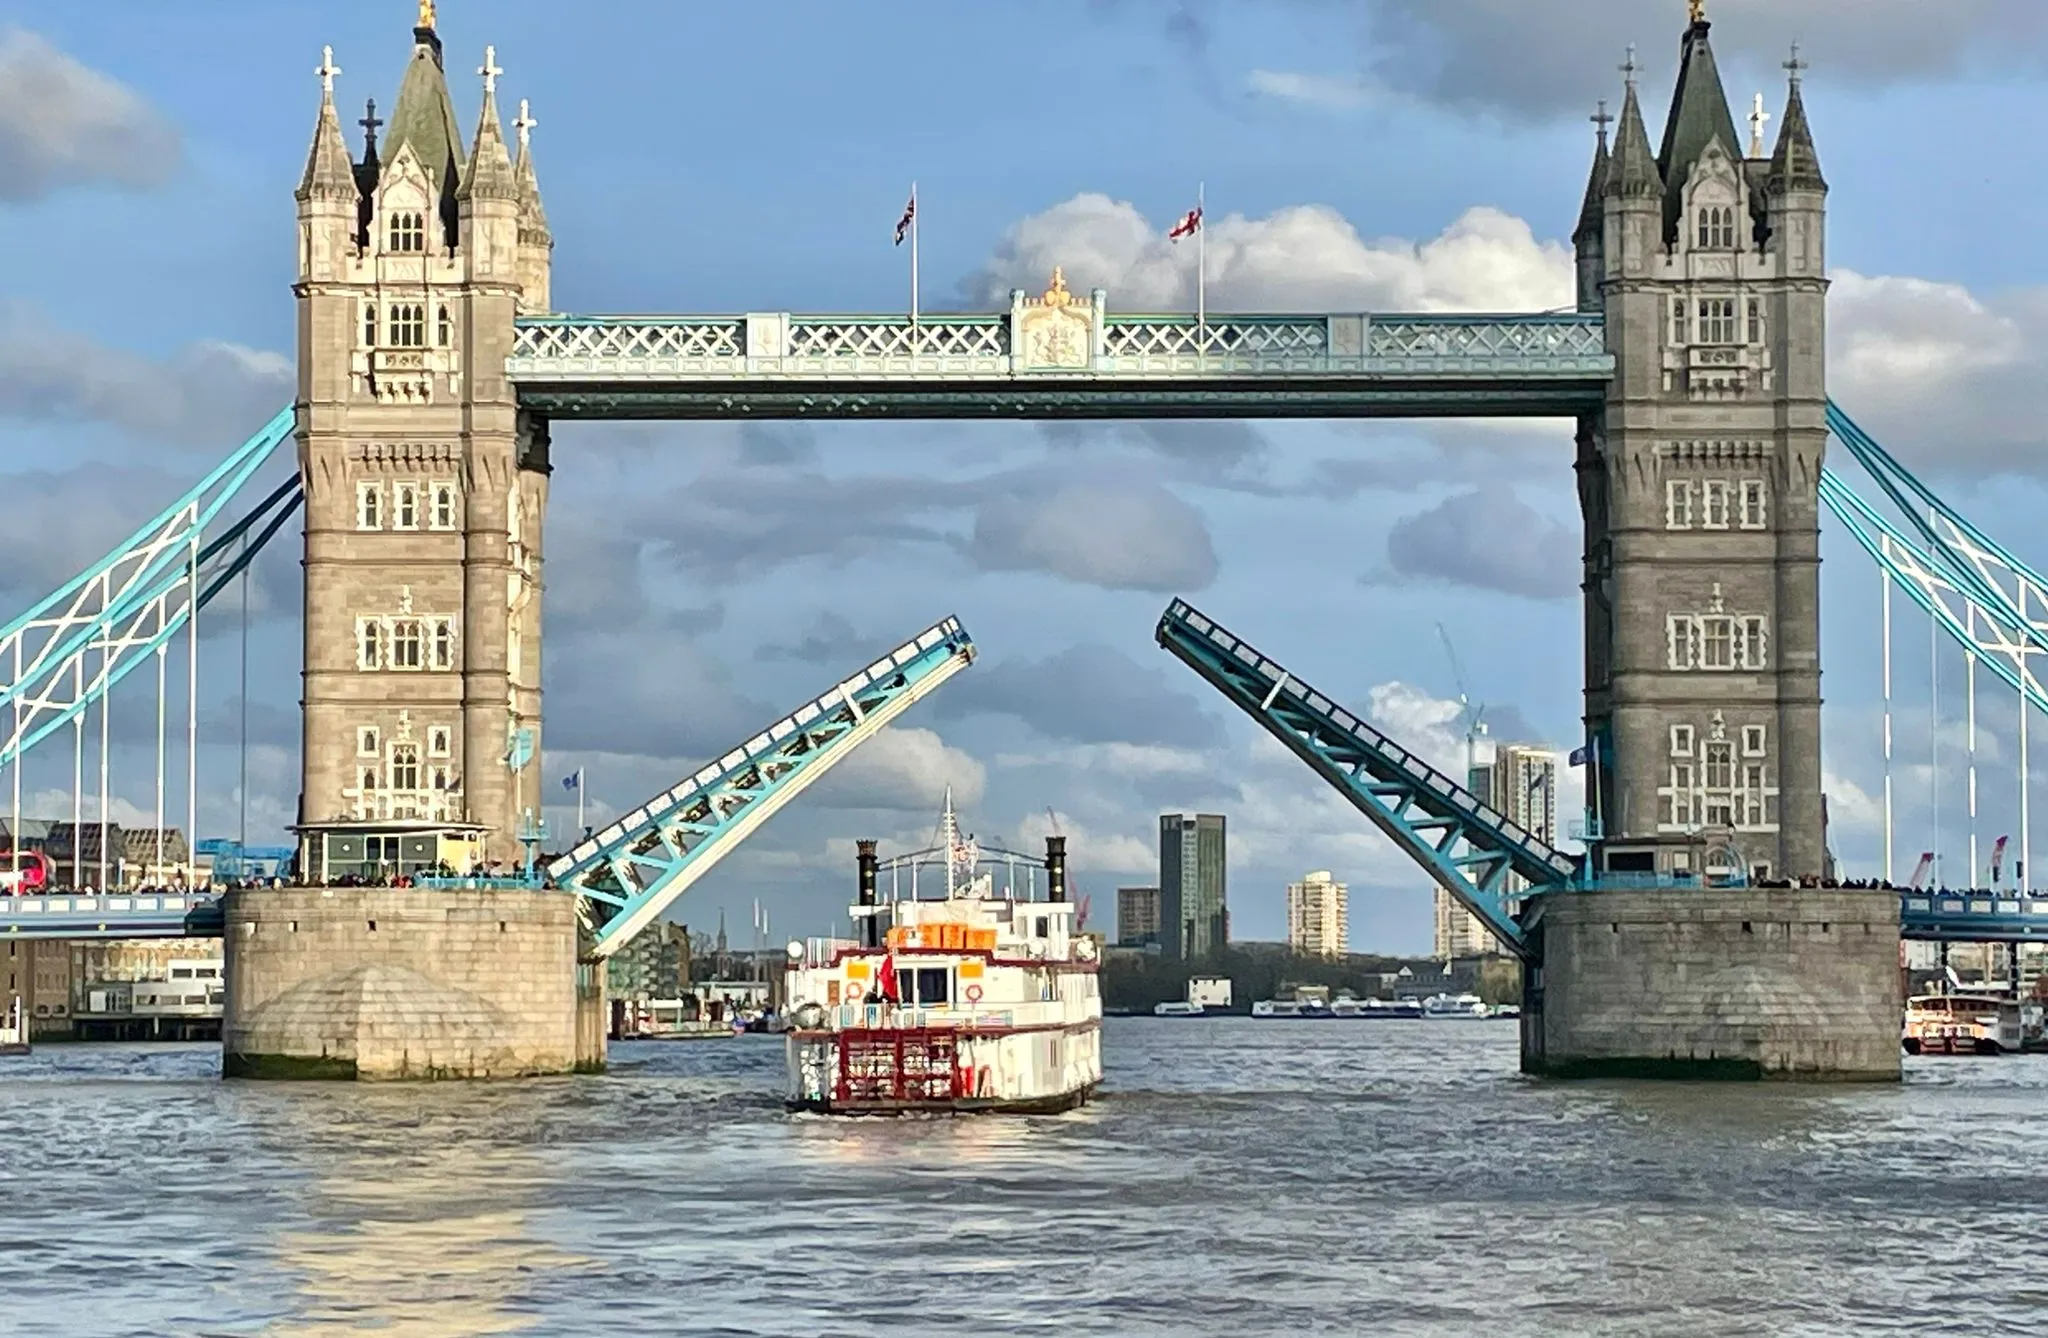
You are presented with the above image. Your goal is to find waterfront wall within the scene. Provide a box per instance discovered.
[222,886,604,1080]
[1522,887,1901,1081]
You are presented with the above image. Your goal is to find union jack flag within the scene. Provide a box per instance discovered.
[894,189,916,246]
[1168,203,1202,241]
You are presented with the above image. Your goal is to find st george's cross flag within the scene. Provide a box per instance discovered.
[1168,202,1203,241]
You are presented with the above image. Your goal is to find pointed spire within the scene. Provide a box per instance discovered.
[1656,6,1743,237]
[1575,101,1613,244]
[385,7,465,207]
[1769,46,1826,194]
[459,46,519,202]
[297,46,358,204]
[1605,58,1661,200]
[513,97,551,236]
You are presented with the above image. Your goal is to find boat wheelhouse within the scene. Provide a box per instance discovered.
[783,793,1102,1114]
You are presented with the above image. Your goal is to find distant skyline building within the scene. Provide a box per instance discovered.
[1286,870,1348,959]
[1116,886,1162,948]
[1159,813,1227,959]
[1435,744,1559,959]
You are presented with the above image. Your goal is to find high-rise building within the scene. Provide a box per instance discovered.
[1286,871,1348,958]
[1436,744,1559,958]
[1159,813,1226,959]
[1116,886,1162,948]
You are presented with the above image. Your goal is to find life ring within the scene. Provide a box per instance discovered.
[844,986,864,1005]
[964,983,983,1004]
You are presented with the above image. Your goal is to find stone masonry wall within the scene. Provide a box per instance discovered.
[221,886,601,1079]
[1522,887,1900,1081]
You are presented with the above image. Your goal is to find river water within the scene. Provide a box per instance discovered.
[4,1020,2046,1337]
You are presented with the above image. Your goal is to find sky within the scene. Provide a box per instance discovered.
[3,0,2048,953]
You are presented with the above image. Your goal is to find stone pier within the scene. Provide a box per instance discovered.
[1520,887,1901,1081]
[221,887,605,1080]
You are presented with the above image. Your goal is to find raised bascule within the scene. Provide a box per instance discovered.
[7,3,2047,1078]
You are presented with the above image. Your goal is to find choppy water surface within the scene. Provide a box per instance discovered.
[5,1021,2048,1336]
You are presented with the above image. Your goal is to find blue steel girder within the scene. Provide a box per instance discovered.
[0,409,300,769]
[1155,600,1580,960]
[507,311,1611,419]
[550,616,977,958]
[1900,892,2048,944]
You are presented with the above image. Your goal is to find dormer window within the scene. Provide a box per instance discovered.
[388,212,425,253]
[1696,205,1736,250]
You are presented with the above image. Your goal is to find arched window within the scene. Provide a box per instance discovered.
[363,303,378,347]
[437,305,452,347]
[390,745,420,792]
[1696,205,1736,250]
[389,304,426,348]
[391,619,423,670]
[387,212,425,253]
[361,768,379,791]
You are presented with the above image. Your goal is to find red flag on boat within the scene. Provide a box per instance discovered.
[876,954,900,1003]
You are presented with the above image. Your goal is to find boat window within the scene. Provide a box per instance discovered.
[914,968,949,1006]
[1035,917,1049,938]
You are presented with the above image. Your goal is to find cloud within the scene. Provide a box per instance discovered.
[0,28,180,202]
[1826,271,2048,476]
[1015,808,1157,878]
[808,726,987,813]
[0,304,290,446]
[966,196,1573,315]
[967,478,1218,591]
[1247,69,1372,112]
[1380,483,1579,600]
[754,612,884,666]
[935,644,1225,748]
[1363,0,2048,119]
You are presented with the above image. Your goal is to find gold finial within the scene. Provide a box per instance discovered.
[1042,267,1072,307]
[1687,0,1706,24]
[418,0,436,30]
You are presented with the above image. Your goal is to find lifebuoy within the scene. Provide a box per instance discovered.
[964,983,983,1004]
[844,986,864,1005]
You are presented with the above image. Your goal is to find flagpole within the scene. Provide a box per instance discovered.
[909,181,920,328]
[1195,181,1207,352]
[577,767,585,836]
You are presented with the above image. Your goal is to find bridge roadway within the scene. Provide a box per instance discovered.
[3,888,2037,944]
[505,307,1614,419]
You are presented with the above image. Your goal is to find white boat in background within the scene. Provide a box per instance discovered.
[1422,993,1490,1020]
[782,792,1101,1114]
[1903,994,2022,1056]
[1251,999,1304,1019]
[0,996,27,1056]
[1153,1000,1205,1017]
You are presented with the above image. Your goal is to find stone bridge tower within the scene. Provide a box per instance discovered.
[1574,14,1828,884]
[292,7,553,878]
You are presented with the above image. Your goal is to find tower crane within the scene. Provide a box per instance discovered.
[1436,623,1488,785]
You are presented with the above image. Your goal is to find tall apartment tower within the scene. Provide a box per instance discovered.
[293,12,554,877]
[1159,814,1227,959]
[1286,871,1348,959]
[1574,13,1828,885]
[1437,744,1559,958]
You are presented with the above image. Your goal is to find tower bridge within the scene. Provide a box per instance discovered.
[4,4,2040,1078]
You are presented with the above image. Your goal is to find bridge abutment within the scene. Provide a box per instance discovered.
[221,887,604,1080]
[1520,887,1900,1081]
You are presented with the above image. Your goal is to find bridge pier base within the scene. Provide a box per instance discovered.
[220,887,603,1080]
[1520,888,1901,1081]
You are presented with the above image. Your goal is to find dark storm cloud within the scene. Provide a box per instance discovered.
[933,643,1226,748]
[967,478,1218,592]
[1378,483,1578,600]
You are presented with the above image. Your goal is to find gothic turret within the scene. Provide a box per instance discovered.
[1767,54,1826,197]
[1573,104,1611,310]
[297,47,358,288]
[512,99,554,314]
[1656,14,1742,243]
[457,51,519,204]
[1603,70,1662,277]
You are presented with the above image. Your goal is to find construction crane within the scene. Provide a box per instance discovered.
[1436,622,1488,786]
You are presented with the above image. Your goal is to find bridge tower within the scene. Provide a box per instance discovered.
[293,8,553,877]
[1576,12,1828,884]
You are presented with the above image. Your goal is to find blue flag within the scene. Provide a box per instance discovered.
[561,771,580,792]
[1568,745,1589,767]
